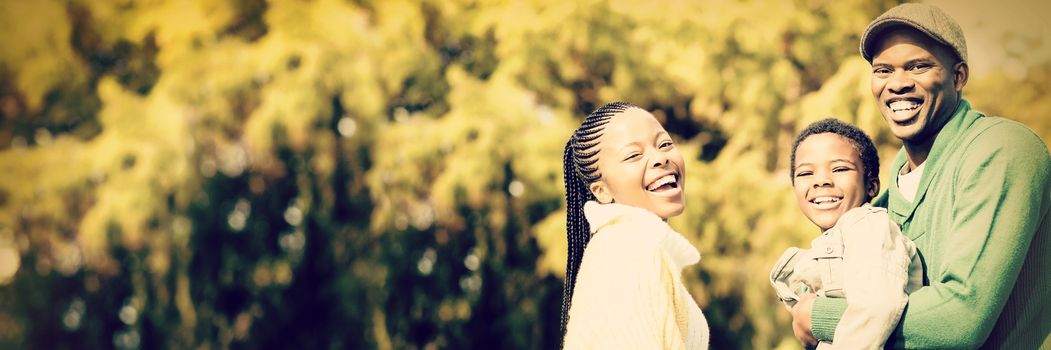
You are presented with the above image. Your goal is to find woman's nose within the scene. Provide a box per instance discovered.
[651,152,668,168]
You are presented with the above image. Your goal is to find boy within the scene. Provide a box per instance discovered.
[770,118,923,349]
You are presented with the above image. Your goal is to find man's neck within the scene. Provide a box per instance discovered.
[901,99,963,172]
[902,141,933,173]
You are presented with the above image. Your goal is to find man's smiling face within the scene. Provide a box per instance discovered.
[870,26,965,145]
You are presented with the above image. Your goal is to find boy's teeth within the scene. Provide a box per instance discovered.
[814,196,839,204]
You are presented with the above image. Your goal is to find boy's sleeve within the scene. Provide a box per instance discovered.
[830,210,912,349]
[769,247,804,310]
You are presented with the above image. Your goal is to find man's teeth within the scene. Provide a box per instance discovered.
[890,100,920,112]
[813,196,840,204]
[647,175,676,191]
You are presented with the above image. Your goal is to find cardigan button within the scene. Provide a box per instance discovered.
[825,246,834,254]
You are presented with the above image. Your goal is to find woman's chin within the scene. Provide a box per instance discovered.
[655,202,685,220]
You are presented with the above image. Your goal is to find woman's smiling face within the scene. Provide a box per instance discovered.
[588,108,686,219]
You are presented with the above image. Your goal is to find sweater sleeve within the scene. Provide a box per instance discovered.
[812,297,847,342]
[563,221,686,349]
[814,123,1051,348]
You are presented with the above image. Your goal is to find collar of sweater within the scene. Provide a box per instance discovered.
[583,201,701,268]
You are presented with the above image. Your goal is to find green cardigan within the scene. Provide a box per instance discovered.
[811,100,1051,349]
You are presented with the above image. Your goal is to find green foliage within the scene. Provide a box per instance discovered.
[1,0,1048,349]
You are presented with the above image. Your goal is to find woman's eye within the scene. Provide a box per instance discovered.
[795,171,812,177]
[659,141,673,148]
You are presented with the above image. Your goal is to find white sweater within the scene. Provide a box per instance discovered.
[564,202,709,349]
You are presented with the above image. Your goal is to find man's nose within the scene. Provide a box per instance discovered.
[887,69,914,93]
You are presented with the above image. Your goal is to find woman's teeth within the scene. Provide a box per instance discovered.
[647,175,677,191]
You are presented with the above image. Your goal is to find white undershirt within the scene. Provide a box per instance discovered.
[897,162,927,203]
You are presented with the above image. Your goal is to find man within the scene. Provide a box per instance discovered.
[790,3,1051,349]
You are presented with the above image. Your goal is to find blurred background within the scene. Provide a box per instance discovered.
[0,0,1048,348]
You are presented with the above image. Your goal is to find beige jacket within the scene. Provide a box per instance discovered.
[770,205,923,349]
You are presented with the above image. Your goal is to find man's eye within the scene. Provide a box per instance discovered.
[624,153,640,161]
[909,63,932,72]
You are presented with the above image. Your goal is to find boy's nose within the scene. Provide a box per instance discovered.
[812,175,832,188]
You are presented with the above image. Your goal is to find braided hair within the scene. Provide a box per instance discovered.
[789,118,881,202]
[560,101,636,345]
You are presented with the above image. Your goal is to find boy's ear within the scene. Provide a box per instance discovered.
[867,178,881,202]
[589,181,614,204]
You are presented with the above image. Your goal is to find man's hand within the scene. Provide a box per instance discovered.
[790,293,819,347]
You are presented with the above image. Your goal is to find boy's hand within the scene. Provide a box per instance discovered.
[791,292,819,347]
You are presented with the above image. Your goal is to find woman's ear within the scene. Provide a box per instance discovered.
[589,181,614,204]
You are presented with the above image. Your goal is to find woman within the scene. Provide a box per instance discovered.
[560,102,709,349]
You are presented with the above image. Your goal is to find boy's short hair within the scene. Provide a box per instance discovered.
[790,118,880,197]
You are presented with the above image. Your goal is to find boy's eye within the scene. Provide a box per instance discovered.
[832,167,850,173]
[795,171,812,177]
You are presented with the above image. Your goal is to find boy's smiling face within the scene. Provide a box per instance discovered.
[792,133,877,231]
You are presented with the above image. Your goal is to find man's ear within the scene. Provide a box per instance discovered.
[953,61,969,92]
[589,181,614,204]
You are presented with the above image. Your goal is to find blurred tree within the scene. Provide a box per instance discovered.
[1,0,1048,349]
[967,62,1051,144]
